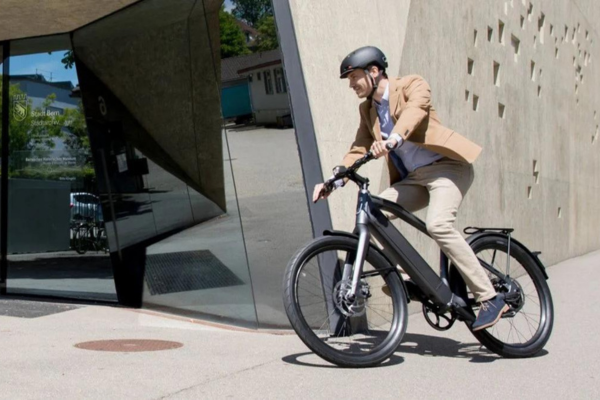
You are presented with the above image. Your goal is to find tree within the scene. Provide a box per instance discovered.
[60,50,75,69]
[219,7,251,58]
[62,102,91,157]
[255,16,278,52]
[0,80,65,155]
[0,77,91,179]
[231,0,273,27]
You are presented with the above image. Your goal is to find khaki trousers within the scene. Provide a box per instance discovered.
[379,158,496,302]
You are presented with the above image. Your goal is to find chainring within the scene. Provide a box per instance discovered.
[422,303,456,331]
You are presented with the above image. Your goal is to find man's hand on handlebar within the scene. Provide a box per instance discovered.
[312,151,381,203]
[371,139,398,158]
[313,183,332,203]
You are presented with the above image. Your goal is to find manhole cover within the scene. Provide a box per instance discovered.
[74,339,183,352]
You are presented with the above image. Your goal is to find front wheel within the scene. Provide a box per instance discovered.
[74,226,89,255]
[450,235,554,358]
[283,236,408,368]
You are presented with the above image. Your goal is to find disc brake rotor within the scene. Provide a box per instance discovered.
[333,279,368,317]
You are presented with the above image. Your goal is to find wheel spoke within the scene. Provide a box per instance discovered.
[298,299,326,308]
[519,312,537,337]
[365,305,394,317]
[298,286,325,298]
[508,319,529,343]
[519,311,541,325]
[524,294,540,307]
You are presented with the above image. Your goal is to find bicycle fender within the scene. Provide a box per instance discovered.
[465,232,549,280]
[322,230,411,302]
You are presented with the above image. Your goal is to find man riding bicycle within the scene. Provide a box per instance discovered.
[312,46,508,331]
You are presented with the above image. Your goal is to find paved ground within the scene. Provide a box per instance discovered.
[0,249,598,400]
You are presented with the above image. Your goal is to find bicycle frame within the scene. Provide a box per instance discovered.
[346,188,460,309]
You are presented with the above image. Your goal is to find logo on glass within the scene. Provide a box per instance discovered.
[12,94,28,122]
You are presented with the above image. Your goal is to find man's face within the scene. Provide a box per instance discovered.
[347,69,372,99]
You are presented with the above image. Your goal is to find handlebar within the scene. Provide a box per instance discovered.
[322,151,375,192]
[317,143,397,200]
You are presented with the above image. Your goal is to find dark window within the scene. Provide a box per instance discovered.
[263,70,273,95]
[257,72,261,81]
[274,67,287,93]
[79,195,98,204]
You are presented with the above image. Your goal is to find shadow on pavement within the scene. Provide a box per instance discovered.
[226,124,264,133]
[397,333,549,363]
[281,351,405,369]
[282,332,550,368]
[9,256,114,280]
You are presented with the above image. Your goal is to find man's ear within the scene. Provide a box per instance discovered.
[368,65,380,78]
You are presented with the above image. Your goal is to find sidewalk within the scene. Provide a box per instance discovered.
[1,250,599,400]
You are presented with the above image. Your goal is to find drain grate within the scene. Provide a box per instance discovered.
[74,339,183,352]
[0,299,79,319]
[145,250,243,296]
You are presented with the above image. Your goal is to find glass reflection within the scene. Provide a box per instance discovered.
[5,35,116,300]
[1,51,3,276]
[216,2,314,327]
[72,0,257,325]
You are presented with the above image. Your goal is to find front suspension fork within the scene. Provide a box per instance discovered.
[346,223,370,298]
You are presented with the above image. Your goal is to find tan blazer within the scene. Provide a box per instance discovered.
[342,75,482,184]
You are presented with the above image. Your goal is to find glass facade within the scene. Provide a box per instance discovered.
[3,35,116,300]
[0,0,316,328]
[1,45,3,281]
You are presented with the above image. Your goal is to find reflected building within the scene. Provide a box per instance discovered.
[0,0,326,328]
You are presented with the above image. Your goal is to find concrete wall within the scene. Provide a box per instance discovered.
[288,0,600,267]
[0,0,139,41]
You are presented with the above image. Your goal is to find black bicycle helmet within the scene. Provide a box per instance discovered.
[339,46,388,79]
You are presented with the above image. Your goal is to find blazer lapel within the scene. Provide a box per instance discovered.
[388,78,401,122]
[369,103,382,141]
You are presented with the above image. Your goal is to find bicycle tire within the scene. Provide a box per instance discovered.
[74,226,88,255]
[283,236,408,368]
[98,228,109,253]
[449,235,553,358]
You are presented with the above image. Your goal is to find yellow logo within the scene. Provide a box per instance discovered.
[12,94,28,122]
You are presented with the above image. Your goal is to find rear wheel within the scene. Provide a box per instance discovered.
[98,228,109,253]
[74,226,89,255]
[283,236,408,368]
[450,236,553,358]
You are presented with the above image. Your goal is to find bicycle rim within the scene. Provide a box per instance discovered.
[291,241,403,360]
[470,239,551,351]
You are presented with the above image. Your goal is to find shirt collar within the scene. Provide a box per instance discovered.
[382,82,390,102]
[373,82,390,107]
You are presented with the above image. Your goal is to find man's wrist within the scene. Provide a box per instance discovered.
[328,175,345,189]
[389,133,404,149]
